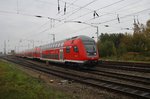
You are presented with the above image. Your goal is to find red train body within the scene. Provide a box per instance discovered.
[18,35,99,66]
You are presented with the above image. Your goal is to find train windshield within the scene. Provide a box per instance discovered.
[82,40,97,56]
[85,44,96,53]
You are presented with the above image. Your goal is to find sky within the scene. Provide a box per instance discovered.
[0,0,150,53]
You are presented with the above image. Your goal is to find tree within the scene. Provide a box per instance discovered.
[144,20,150,56]
[97,19,150,58]
[132,33,147,52]
[98,40,116,57]
[117,43,127,56]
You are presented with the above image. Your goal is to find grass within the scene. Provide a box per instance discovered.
[101,54,150,63]
[0,59,72,99]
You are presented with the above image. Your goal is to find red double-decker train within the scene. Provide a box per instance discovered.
[17,35,99,67]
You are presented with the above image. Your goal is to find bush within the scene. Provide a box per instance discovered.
[121,52,150,61]
[117,43,127,56]
[98,41,116,57]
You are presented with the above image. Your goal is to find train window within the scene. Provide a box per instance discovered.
[61,43,63,47]
[59,43,61,47]
[73,46,78,52]
[57,43,59,47]
[57,43,59,48]
[55,44,57,48]
[66,46,70,53]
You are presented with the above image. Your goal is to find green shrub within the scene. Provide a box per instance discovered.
[98,41,116,57]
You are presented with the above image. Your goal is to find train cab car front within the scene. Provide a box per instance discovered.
[63,35,99,68]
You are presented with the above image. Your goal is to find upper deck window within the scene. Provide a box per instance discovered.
[61,43,64,47]
[66,46,70,53]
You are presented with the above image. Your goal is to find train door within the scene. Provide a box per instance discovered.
[59,49,63,60]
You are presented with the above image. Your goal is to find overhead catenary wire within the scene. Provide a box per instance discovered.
[31,4,150,38]
[56,0,80,16]
[13,0,141,30]
[43,0,98,32]
[67,0,125,21]
[60,8,150,35]
[98,7,150,25]
[67,26,91,37]
[102,16,138,28]
[85,0,147,22]
[22,20,50,38]
[1,0,149,53]
[0,0,149,41]
[26,28,50,38]
[0,10,62,22]
[36,0,93,17]
[35,0,141,22]
[0,9,62,39]
[92,12,148,33]
[59,0,99,20]
[58,0,93,12]
[0,10,61,40]
[2,0,148,27]
[47,0,145,31]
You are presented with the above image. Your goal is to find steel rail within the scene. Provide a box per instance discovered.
[1,56,150,99]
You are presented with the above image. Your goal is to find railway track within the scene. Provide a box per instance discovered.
[98,63,150,73]
[1,56,150,99]
[87,69,150,85]
[102,60,150,67]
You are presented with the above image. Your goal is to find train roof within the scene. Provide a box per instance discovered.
[67,35,94,41]
[41,35,93,45]
[39,35,95,49]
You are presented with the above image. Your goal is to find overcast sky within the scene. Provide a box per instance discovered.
[0,0,150,53]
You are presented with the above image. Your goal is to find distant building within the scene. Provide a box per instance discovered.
[10,50,15,54]
[8,50,15,55]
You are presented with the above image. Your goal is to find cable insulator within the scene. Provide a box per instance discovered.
[64,2,66,15]
[96,12,99,17]
[93,11,96,18]
[117,14,120,23]
[58,0,60,13]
